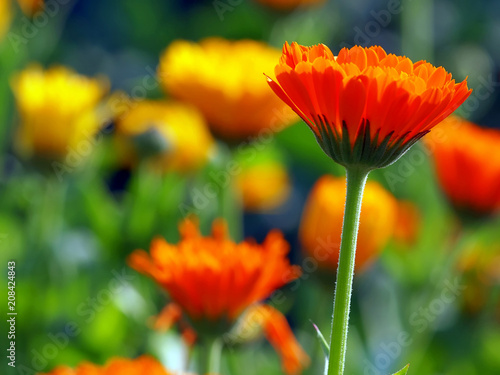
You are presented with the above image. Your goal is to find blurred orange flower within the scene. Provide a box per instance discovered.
[129,218,300,324]
[16,0,44,16]
[159,38,297,140]
[115,100,215,172]
[392,200,421,247]
[11,65,108,161]
[427,116,500,217]
[234,146,290,212]
[255,0,325,10]
[300,175,397,271]
[267,42,471,169]
[37,356,173,375]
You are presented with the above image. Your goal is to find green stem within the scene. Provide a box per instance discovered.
[327,167,370,375]
[199,337,223,374]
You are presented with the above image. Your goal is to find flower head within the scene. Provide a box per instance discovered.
[299,175,397,270]
[11,65,108,161]
[393,200,421,247]
[128,218,300,332]
[426,117,500,218]
[159,38,297,140]
[115,100,215,172]
[37,356,173,375]
[267,42,471,169]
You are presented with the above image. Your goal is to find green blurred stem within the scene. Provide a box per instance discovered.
[327,167,370,375]
[200,337,223,374]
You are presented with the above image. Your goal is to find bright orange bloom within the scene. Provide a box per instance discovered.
[236,305,310,375]
[159,38,297,140]
[300,175,397,270]
[426,116,500,217]
[128,218,301,325]
[267,42,471,169]
[255,0,325,10]
[37,356,173,375]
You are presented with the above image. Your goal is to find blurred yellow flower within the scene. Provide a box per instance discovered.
[16,0,44,16]
[37,355,176,375]
[11,65,108,160]
[0,0,12,41]
[255,0,325,10]
[115,100,215,172]
[159,38,297,140]
[300,175,397,271]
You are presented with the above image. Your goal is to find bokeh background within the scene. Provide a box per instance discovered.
[1,0,500,374]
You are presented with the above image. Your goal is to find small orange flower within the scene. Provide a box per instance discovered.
[37,356,173,375]
[159,38,297,140]
[300,175,397,270]
[128,218,300,329]
[267,42,471,169]
[426,116,500,217]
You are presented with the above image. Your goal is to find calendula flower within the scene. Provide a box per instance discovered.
[255,0,325,10]
[159,38,297,140]
[129,218,300,328]
[300,175,397,271]
[37,356,173,375]
[16,0,44,16]
[426,116,500,217]
[230,304,310,375]
[234,145,290,211]
[392,200,421,247]
[129,218,305,373]
[11,65,108,161]
[267,42,471,169]
[115,100,215,172]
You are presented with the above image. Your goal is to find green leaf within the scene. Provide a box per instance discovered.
[310,320,329,358]
[392,364,410,375]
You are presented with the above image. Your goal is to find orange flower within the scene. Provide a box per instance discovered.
[255,0,325,10]
[267,42,471,169]
[128,218,301,329]
[159,38,297,140]
[299,175,397,270]
[426,116,500,217]
[37,356,173,375]
[16,0,44,16]
[233,305,310,375]
[392,200,421,246]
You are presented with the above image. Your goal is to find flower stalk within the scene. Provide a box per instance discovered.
[200,337,223,374]
[327,167,370,375]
